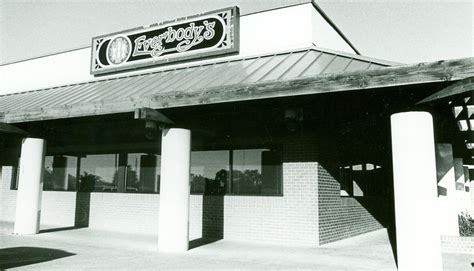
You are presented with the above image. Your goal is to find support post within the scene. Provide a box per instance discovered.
[435,144,460,236]
[453,158,468,214]
[158,128,191,252]
[391,112,442,271]
[14,138,46,235]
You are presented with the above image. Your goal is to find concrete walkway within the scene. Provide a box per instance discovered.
[0,223,471,270]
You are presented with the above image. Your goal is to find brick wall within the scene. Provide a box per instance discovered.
[318,164,383,244]
[1,132,384,246]
[41,191,76,227]
[224,162,318,246]
[0,167,17,222]
[441,236,474,254]
[1,161,319,246]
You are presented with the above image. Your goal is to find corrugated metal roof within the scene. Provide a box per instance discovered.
[0,47,394,121]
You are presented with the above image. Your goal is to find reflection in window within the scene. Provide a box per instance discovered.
[232,149,282,195]
[191,151,229,195]
[126,153,161,193]
[43,156,78,191]
[14,147,282,196]
[79,154,118,192]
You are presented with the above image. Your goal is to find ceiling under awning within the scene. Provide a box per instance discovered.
[418,76,473,158]
[417,76,474,104]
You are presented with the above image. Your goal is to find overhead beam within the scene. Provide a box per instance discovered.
[0,122,28,135]
[2,57,473,124]
[134,107,174,124]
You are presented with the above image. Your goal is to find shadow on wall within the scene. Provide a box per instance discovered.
[39,192,91,234]
[74,192,91,228]
[0,247,75,269]
[189,195,224,250]
[321,161,398,266]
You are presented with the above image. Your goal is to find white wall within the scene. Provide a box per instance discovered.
[0,3,355,95]
[311,8,355,54]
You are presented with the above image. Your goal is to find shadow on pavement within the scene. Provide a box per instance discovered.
[189,238,222,250]
[39,226,86,234]
[0,246,75,269]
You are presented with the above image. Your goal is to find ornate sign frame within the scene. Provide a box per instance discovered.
[91,7,239,75]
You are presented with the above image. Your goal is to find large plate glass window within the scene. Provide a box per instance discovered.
[78,154,119,192]
[126,153,161,193]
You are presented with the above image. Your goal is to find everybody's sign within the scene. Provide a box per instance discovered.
[91,7,239,75]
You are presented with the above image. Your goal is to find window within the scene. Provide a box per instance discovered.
[231,149,282,195]
[12,147,282,196]
[9,161,20,190]
[126,153,161,193]
[78,154,119,192]
[191,150,230,195]
[43,155,78,191]
[190,148,282,196]
[11,156,78,191]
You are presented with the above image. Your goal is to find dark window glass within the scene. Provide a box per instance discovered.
[126,153,161,193]
[231,149,282,195]
[78,154,118,192]
[43,155,78,191]
[9,163,20,190]
[10,168,18,190]
[191,151,229,195]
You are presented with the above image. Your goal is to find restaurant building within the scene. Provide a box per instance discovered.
[0,2,472,269]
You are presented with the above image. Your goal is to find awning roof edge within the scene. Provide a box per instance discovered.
[0,46,396,97]
[1,57,472,124]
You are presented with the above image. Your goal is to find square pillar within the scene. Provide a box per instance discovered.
[14,138,46,235]
[453,158,469,214]
[435,144,460,236]
[158,128,191,252]
[391,112,442,271]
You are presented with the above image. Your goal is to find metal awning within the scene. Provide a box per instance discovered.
[0,47,392,123]
[0,47,473,124]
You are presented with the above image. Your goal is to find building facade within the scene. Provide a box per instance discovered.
[0,2,473,269]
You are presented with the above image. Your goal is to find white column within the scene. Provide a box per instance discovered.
[391,112,442,271]
[14,138,46,235]
[435,144,460,236]
[158,128,191,252]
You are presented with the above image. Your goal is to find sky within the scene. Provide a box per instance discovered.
[0,0,472,64]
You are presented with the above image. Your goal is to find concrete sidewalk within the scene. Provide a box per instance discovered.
[0,223,471,270]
